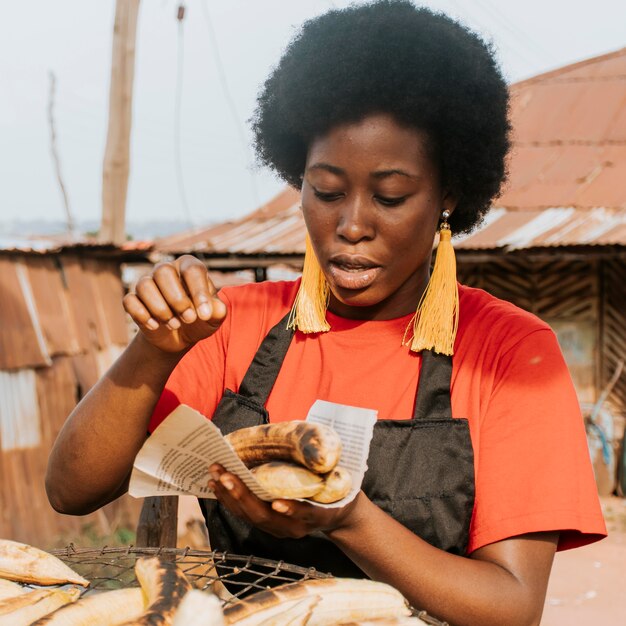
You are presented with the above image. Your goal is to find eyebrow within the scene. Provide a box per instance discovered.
[307,163,420,180]
[371,168,420,181]
[308,163,344,176]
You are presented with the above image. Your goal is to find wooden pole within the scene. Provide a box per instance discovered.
[99,0,141,244]
[136,496,179,548]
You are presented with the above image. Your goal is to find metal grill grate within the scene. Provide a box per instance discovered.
[51,545,447,625]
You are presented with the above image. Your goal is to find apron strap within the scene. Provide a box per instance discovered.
[237,312,294,406]
[413,350,453,420]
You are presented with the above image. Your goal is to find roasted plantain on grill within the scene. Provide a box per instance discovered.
[30,587,145,625]
[118,556,192,625]
[0,540,89,587]
[223,578,411,626]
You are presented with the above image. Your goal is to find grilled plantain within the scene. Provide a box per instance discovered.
[171,589,225,625]
[251,462,325,499]
[0,540,89,587]
[225,422,342,474]
[0,578,27,601]
[256,596,319,626]
[118,556,192,625]
[224,596,316,626]
[311,466,352,504]
[338,618,430,625]
[0,587,81,625]
[223,578,411,626]
[31,587,145,625]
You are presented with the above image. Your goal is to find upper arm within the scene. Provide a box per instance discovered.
[470,531,559,622]
[469,328,606,553]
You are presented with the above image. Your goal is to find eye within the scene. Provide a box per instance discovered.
[313,189,343,202]
[375,195,408,207]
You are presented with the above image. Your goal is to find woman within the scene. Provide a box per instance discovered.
[46,2,606,624]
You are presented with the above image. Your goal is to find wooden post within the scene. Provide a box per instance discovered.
[99,0,141,244]
[136,496,179,548]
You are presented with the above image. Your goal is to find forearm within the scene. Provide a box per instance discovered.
[46,334,185,514]
[326,495,553,626]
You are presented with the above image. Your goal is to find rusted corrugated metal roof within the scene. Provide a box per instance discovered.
[500,46,626,211]
[155,48,626,255]
[0,235,152,255]
[156,187,302,254]
[0,254,129,370]
[456,207,626,249]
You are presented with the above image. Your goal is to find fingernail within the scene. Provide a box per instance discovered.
[181,308,196,323]
[220,476,234,491]
[198,303,212,319]
[146,318,159,330]
[272,501,289,514]
[167,318,181,330]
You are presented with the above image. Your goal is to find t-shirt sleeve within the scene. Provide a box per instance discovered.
[147,290,232,432]
[468,327,607,553]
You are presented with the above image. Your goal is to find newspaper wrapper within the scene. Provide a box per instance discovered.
[129,401,377,508]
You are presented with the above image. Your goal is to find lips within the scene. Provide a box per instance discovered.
[328,254,382,290]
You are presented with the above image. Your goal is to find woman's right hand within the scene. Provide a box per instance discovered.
[123,254,227,354]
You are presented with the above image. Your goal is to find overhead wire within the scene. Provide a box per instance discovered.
[200,0,260,208]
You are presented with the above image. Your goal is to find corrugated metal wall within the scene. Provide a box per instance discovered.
[457,255,626,412]
[0,252,140,547]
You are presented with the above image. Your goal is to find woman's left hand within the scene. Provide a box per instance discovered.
[208,464,361,538]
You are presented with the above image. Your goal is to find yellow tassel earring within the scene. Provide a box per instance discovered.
[403,209,459,355]
[287,233,331,333]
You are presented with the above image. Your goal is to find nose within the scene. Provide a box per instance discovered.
[336,196,374,243]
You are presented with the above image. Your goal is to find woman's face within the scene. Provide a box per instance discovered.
[301,113,455,320]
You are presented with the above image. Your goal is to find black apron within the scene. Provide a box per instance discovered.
[199,313,475,577]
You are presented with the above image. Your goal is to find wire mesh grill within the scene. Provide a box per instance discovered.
[52,545,329,601]
[51,545,447,625]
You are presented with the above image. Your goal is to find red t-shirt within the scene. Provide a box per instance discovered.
[149,280,607,554]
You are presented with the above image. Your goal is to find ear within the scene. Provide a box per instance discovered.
[442,190,458,216]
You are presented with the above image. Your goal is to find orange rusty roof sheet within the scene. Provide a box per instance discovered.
[456,207,626,250]
[0,254,129,370]
[155,48,626,255]
[156,187,304,254]
[500,46,626,211]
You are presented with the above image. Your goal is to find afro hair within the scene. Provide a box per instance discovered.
[251,0,511,234]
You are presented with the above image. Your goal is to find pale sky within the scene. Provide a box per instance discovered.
[1,0,625,228]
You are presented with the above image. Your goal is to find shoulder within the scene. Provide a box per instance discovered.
[216,280,299,345]
[220,280,299,318]
[457,283,552,356]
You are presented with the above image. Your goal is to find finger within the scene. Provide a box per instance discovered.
[213,475,308,538]
[177,257,216,321]
[152,263,197,323]
[210,478,251,523]
[217,472,275,522]
[122,293,159,330]
[207,295,228,323]
[271,500,293,515]
[208,464,226,484]
[272,499,318,524]
[134,277,180,330]
[192,296,227,331]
